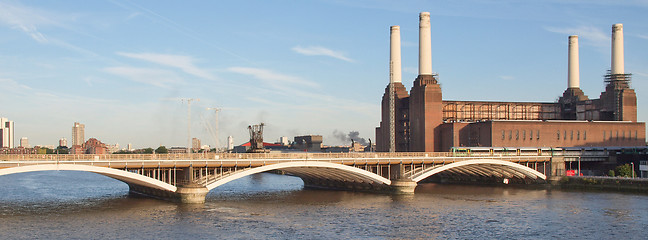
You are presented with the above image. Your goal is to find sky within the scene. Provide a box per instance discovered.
[1,0,647,149]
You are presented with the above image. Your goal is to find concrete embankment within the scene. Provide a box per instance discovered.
[550,176,648,193]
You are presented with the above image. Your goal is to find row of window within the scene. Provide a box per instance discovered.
[556,130,587,141]
[602,130,639,141]
[501,129,640,142]
[501,130,539,141]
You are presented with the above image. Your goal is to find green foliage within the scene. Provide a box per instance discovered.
[55,146,69,154]
[113,150,131,154]
[155,146,168,154]
[142,148,154,154]
[608,170,616,177]
[615,164,636,178]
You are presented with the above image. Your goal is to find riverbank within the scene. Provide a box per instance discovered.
[550,176,648,193]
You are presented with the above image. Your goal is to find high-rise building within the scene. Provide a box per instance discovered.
[0,118,14,148]
[20,137,29,148]
[59,138,68,147]
[72,122,85,146]
[227,136,234,150]
[192,137,201,150]
[279,136,289,146]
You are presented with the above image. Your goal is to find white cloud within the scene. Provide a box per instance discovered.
[544,25,609,47]
[227,67,319,88]
[635,34,648,40]
[117,52,216,80]
[103,67,183,88]
[292,46,353,62]
[0,78,33,93]
[0,2,51,43]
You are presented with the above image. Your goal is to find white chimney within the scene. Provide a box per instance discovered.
[418,12,432,75]
[568,35,579,88]
[611,23,624,75]
[390,26,402,83]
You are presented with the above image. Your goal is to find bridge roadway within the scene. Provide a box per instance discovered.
[0,152,559,203]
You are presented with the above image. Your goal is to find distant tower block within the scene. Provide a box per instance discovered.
[568,35,580,89]
[611,23,624,75]
[418,12,432,75]
[72,122,85,146]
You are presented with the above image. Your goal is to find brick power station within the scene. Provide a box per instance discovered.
[376,13,646,152]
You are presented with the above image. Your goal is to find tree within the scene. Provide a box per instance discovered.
[142,148,154,154]
[607,170,615,177]
[56,146,69,154]
[615,164,636,178]
[155,146,168,154]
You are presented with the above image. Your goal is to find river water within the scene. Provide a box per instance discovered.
[0,171,647,239]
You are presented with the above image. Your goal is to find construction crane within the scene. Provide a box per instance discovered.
[206,107,220,152]
[181,98,199,153]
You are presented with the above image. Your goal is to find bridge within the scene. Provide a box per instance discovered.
[0,152,570,203]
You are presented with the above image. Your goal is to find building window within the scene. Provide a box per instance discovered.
[603,131,606,140]
[570,131,573,140]
[584,131,587,140]
[557,130,560,140]
[610,130,613,140]
[577,131,580,140]
[628,131,632,140]
[522,130,526,140]
[537,130,540,140]
[509,130,512,140]
[530,130,533,140]
[636,130,639,140]
[564,130,567,140]
[516,130,519,140]
[616,131,619,140]
[501,130,505,140]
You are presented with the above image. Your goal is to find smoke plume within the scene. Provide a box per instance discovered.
[333,130,368,146]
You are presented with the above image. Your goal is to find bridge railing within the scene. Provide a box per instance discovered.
[0,152,460,161]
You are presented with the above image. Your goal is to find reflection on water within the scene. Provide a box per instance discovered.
[1,171,647,239]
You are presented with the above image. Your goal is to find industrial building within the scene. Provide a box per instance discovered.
[376,13,646,152]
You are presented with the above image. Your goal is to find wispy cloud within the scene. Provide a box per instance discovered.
[499,75,515,81]
[104,67,183,88]
[227,67,319,88]
[0,2,53,43]
[292,46,353,62]
[117,52,216,80]
[635,34,648,40]
[0,78,33,93]
[544,25,609,47]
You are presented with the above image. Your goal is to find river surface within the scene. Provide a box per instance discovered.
[0,171,647,239]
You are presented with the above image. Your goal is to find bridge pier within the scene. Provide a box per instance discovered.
[127,184,208,204]
[390,179,417,194]
[128,166,209,203]
[175,185,209,204]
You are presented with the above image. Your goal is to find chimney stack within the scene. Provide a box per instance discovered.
[568,35,580,89]
[418,12,432,75]
[611,23,624,75]
[390,26,402,83]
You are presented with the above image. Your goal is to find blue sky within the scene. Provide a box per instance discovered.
[1,0,647,148]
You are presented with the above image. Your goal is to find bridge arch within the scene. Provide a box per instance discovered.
[0,164,177,192]
[411,159,547,183]
[205,161,391,190]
